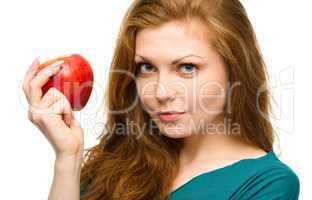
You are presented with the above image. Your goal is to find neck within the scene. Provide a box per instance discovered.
[180,134,243,163]
[179,118,256,165]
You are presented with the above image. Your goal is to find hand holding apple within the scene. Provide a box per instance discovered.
[22,56,86,159]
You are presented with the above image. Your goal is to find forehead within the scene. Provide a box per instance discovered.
[135,19,213,57]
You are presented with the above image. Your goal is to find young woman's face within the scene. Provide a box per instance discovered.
[135,19,229,138]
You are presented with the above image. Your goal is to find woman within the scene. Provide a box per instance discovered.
[22,0,300,199]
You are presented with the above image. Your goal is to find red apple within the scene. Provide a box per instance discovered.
[38,54,94,111]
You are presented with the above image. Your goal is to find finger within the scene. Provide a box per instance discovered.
[49,96,74,127]
[28,88,64,115]
[29,60,64,105]
[63,108,74,127]
[41,88,74,127]
[48,95,72,116]
[24,57,40,84]
[40,87,64,108]
[23,57,40,100]
[45,98,82,136]
[69,117,81,129]
[47,100,81,132]
[38,98,73,142]
[64,110,82,131]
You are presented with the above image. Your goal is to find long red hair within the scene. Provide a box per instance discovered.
[80,0,275,199]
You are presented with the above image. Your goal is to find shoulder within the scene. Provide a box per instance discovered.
[238,151,300,200]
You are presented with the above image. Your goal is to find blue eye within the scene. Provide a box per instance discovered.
[135,62,198,75]
[179,63,198,74]
[135,62,155,74]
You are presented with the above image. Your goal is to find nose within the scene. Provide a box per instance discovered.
[155,73,176,103]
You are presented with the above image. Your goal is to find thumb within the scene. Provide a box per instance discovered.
[63,108,81,129]
[69,118,84,139]
[63,110,74,127]
[70,117,81,128]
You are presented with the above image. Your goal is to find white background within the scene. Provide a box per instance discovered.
[0,0,310,199]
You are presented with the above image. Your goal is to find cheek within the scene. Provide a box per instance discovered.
[197,82,227,114]
[136,79,159,114]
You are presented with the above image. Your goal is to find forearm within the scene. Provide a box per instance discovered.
[48,155,83,200]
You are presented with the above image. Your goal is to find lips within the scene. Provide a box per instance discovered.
[157,111,185,114]
[157,111,185,122]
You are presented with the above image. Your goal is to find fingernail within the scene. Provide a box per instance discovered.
[52,64,62,74]
[34,56,40,65]
[36,56,40,63]
[30,56,40,67]
[49,60,64,68]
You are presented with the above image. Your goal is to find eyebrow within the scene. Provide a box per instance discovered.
[135,54,203,65]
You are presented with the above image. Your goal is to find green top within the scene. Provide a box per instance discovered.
[80,150,300,200]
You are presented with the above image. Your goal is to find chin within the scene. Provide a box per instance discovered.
[149,115,192,139]
[159,129,192,139]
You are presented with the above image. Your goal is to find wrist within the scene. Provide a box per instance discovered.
[55,145,84,162]
[54,152,83,173]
